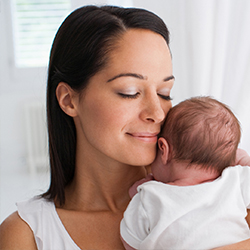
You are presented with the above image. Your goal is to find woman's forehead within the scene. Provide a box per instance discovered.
[104,29,172,79]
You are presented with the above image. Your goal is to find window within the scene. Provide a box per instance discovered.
[10,0,134,69]
[11,0,71,68]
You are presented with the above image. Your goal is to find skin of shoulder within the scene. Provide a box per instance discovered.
[0,212,37,250]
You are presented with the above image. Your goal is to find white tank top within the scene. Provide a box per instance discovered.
[17,197,81,250]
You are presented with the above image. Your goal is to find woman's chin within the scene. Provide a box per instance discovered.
[128,152,156,166]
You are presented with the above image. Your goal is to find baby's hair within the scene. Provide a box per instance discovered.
[161,96,241,174]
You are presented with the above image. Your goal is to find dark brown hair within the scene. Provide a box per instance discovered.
[44,5,170,205]
[161,96,241,174]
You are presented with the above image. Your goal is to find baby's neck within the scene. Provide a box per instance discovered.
[167,162,220,186]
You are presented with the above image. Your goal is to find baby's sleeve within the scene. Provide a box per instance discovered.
[120,192,150,249]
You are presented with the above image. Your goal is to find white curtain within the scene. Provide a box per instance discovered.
[133,0,250,152]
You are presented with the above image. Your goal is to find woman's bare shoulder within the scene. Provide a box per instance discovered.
[0,211,37,250]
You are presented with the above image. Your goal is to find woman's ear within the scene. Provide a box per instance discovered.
[158,137,170,165]
[56,82,78,117]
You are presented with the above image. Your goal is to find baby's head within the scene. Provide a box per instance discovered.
[157,96,241,175]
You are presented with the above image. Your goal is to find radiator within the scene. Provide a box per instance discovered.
[24,101,49,173]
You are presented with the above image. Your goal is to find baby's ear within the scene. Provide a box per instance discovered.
[158,137,170,165]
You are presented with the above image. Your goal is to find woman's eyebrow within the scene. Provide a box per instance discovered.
[163,75,175,82]
[107,73,175,83]
[107,73,146,82]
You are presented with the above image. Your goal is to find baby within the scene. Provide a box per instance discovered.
[120,96,250,250]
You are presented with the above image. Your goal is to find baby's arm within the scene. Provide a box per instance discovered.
[215,160,250,249]
[129,174,154,198]
[120,190,149,250]
[234,148,250,166]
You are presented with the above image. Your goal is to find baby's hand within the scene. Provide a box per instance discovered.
[234,148,250,166]
[129,174,154,198]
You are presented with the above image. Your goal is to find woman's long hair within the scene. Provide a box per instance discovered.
[44,5,170,205]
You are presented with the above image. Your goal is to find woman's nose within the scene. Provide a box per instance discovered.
[140,94,166,123]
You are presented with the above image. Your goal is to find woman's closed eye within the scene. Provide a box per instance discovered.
[158,93,172,101]
[118,92,140,99]
[118,92,172,100]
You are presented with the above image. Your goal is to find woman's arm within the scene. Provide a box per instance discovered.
[213,209,250,250]
[213,238,250,250]
[0,212,37,250]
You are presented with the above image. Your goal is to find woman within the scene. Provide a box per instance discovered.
[0,5,249,249]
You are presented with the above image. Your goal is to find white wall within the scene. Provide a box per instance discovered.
[0,0,49,221]
[0,1,47,173]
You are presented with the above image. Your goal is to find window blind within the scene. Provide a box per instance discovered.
[12,0,71,68]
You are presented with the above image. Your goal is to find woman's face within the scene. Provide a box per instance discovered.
[74,29,174,166]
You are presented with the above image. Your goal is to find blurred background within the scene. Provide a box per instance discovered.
[1,0,250,223]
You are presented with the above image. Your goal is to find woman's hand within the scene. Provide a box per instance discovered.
[234,148,250,166]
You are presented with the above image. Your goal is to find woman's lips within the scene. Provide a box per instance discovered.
[127,132,159,143]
